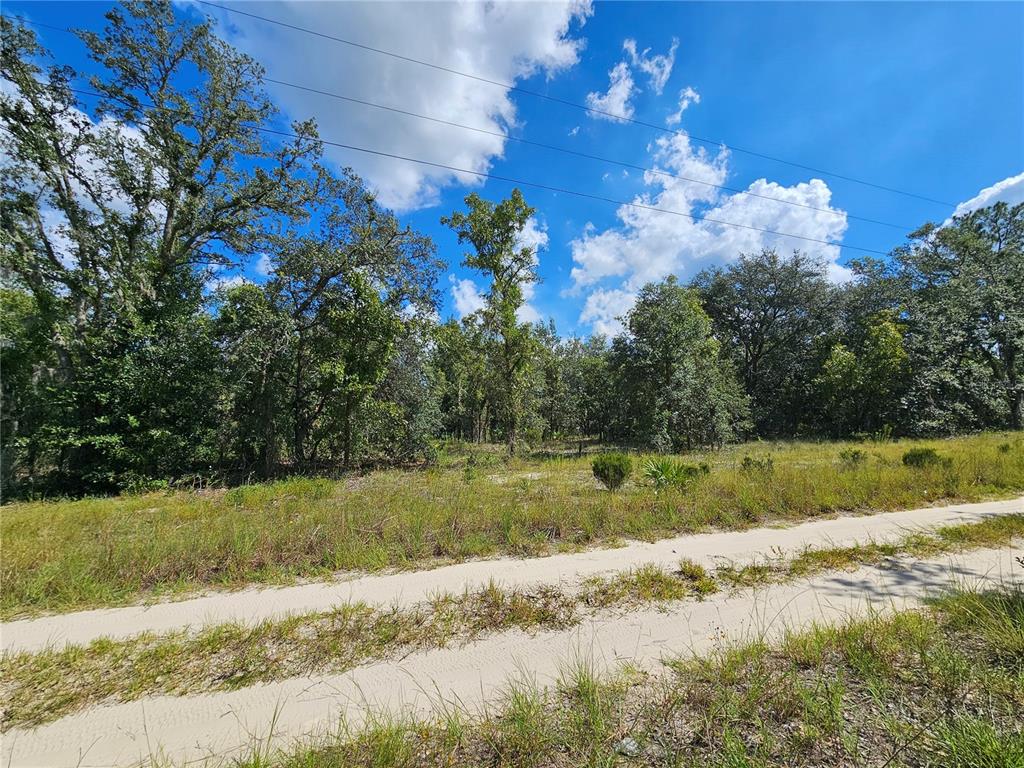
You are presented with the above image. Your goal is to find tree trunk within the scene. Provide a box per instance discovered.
[1006,346,1021,430]
[342,395,352,468]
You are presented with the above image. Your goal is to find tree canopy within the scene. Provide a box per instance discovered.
[1,3,1021,497]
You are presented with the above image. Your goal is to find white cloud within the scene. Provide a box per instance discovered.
[254,253,274,277]
[585,61,635,121]
[206,1,592,212]
[450,276,486,318]
[827,261,855,284]
[517,281,542,323]
[570,131,851,330]
[584,37,677,122]
[666,86,700,126]
[210,273,248,292]
[568,125,580,137]
[515,216,546,323]
[623,37,678,95]
[950,171,1024,219]
[516,215,549,255]
[579,288,636,336]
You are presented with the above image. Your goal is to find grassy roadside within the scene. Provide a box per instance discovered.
[232,582,1024,768]
[4,515,1022,731]
[4,433,1024,619]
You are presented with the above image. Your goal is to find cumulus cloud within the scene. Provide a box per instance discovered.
[254,253,274,277]
[516,215,550,256]
[950,171,1024,219]
[623,37,677,95]
[579,287,636,336]
[585,61,636,120]
[450,276,486,317]
[570,128,852,330]
[517,282,542,323]
[205,1,592,211]
[666,86,700,126]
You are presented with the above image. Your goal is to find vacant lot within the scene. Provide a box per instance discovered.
[3,433,1023,618]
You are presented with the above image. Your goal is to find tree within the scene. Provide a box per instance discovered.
[0,4,323,491]
[815,312,908,435]
[442,189,539,455]
[854,202,1023,434]
[611,277,748,451]
[433,317,491,442]
[215,283,291,477]
[693,249,836,435]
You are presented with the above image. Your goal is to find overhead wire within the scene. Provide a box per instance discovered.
[195,0,956,207]
[4,14,899,256]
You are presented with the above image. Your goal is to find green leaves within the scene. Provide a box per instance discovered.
[442,190,540,455]
[610,276,749,451]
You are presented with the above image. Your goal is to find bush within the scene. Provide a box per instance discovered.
[839,448,868,468]
[740,455,774,474]
[902,447,949,469]
[592,453,633,491]
[642,457,709,491]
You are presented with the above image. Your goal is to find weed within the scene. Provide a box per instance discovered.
[741,455,774,474]
[838,448,868,468]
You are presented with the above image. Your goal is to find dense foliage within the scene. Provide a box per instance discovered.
[1,3,1022,496]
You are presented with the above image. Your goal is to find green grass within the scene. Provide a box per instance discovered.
[3,432,1024,618]
[230,581,1024,768]
[4,515,1021,730]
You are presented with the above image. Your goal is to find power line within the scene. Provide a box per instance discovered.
[259,126,893,257]
[196,0,956,208]
[53,85,892,256]
[263,77,915,231]
[4,13,918,231]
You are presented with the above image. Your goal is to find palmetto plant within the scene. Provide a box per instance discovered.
[642,457,709,491]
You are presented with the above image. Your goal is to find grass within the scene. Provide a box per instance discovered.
[3,432,1024,618]
[4,515,1022,730]
[230,581,1024,768]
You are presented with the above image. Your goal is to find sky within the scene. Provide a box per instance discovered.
[7,0,1024,336]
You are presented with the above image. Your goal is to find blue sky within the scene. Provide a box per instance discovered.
[9,0,1023,335]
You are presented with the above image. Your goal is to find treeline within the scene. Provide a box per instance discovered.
[1,4,1022,496]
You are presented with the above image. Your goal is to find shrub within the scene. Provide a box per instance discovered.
[902,447,949,469]
[998,442,1012,454]
[740,455,774,474]
[642,457,709,491]
[592,453,633,491]
[838,448,868,468]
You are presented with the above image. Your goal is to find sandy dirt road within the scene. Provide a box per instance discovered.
[4,496,1020,654]
[3,544,1021,768]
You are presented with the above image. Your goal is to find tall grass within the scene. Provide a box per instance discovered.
[3,433,1023,617]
